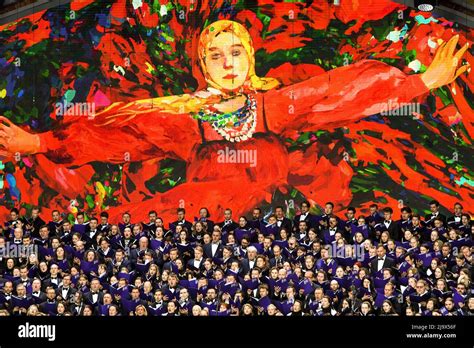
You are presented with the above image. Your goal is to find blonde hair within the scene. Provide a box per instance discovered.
[198,20,280,92]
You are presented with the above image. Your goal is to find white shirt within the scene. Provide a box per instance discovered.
[249,260,255,269]
[193,258,202,269]
[299,213,308,221]
[92,293,98,303]
[377,256,386,271]
[329,227,337,236]
[62,288,69,298]
[211,243,218,256]
[384,220,391,228]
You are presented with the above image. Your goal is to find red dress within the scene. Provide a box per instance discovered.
[36,59,429,222]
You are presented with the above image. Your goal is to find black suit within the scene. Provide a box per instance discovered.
[97,248,115,262]
[379,221,401,241]
[130,248,156,266]
[30,291,47,304]
[425,213,447,227]
[56,285,77,302]
[218,220,239,234]
[82,229,99,249]
[269,255,287,268]
[240,258,257,276]
[84,291,104,306]
[203,242,224,259]
[69,302,86,316]
[170,220,193,232]
[42,277,62,291]
[111,258,131,273]
[276,217,293,233]
[293,213,314,231]
[25,216,46,238]
[370,256,396,275]
[186,258,204,272]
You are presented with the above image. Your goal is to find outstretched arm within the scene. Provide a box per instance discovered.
[0,94,209,166]
[265,35,470,136]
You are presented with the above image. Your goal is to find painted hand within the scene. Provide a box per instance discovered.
[421,35,470,90]
[0,116,41,158]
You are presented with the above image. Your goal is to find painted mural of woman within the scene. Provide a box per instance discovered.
[0,20,470,222]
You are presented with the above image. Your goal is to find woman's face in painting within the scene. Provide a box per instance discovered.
[204,31,250,92]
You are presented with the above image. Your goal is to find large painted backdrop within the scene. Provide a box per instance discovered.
[0,0,473,222]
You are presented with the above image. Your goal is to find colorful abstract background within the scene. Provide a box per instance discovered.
[0,0,473,222]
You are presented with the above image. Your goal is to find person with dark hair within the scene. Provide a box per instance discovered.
[218,208,239,235]
[342,206,357,236]
[24,207,45,238]
[274,206,292,233]
[425,200,447,228]
[47,210,63,237]
[169,208,192,233]
[318,202,338,230]
[370,245,395,277]
[1,196,472,318]
[196,207,214,232]
[5,208,21,233]
[293,201,314,232]
[98,211,110,234]
[72,212,88,235]
[398,206,413,233]
[142,210,158,233]
[83,217,99,249]
[374,207,400,241]
[248,207,263,230]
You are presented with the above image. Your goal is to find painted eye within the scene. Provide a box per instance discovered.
[211,53,221,60]
[232,49,241,56]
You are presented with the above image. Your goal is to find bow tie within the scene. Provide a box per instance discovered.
[63,288,69,291]
[378,257,385,261]
[91,292,99,295]
[33,291,40,295]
